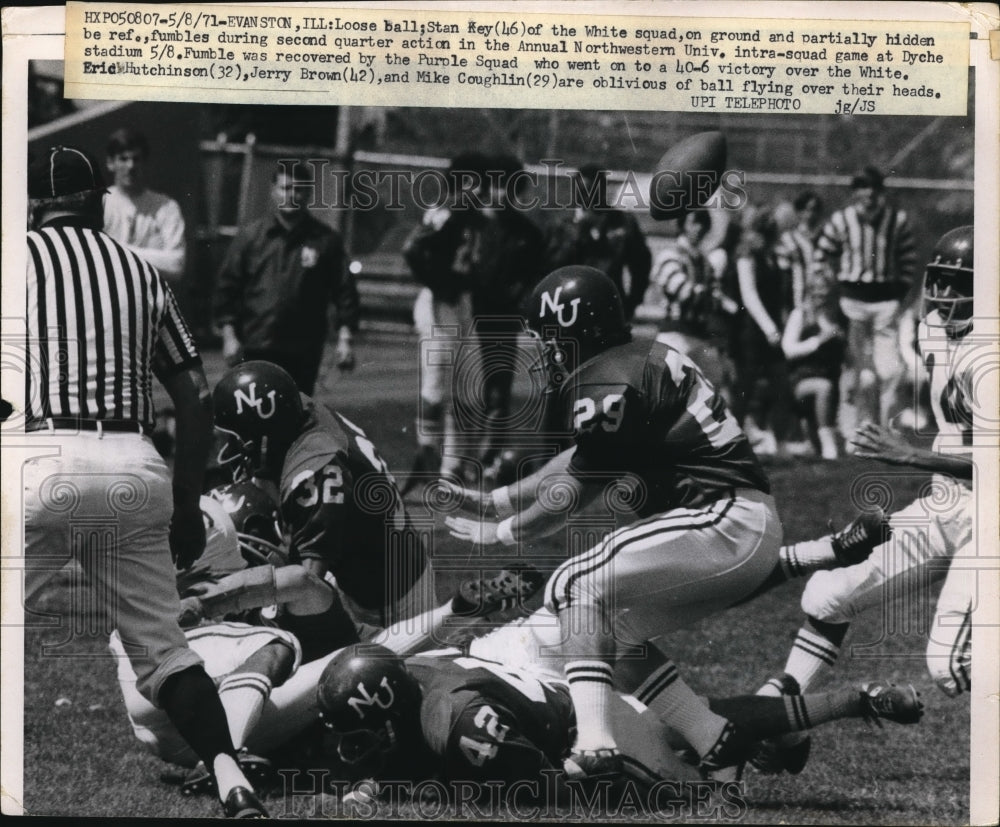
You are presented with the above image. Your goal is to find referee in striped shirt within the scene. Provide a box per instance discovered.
[24,146,266,818]
[813,166,918,436]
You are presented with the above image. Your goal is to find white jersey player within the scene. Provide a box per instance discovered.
[755,226,978,775]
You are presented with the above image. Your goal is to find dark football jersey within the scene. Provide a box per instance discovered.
[561,338,769,514]
[280,399,427,612]
[406,651,574,784]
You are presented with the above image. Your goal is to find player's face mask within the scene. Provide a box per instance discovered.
[923,269,973,336]
[322,720,398,779]
[526,330,575,395]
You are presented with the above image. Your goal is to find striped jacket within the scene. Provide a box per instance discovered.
[26,217,200,430]
[813,203,918,299]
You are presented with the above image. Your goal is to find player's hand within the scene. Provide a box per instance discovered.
[851,422,914,465]
[335,339,356,371]
[445,515,500,546]
[436,478,494,514]
[177,596,204,628]
[170,503,206,569]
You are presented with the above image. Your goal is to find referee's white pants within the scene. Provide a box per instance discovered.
[23,432,202,706]
[543,489,782,646]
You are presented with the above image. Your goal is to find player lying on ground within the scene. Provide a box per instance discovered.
[754,226,979,776]
[112,482,542,782]
[442,264,892,781]
[310,643,921,810]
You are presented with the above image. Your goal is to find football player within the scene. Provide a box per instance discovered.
[212,360,435,629]
[312,643,921,809]
[755,226,978,773]
[442,265,880,781]
[116,482,539,782]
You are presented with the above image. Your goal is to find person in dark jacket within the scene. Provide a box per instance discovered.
[214,162,359,395]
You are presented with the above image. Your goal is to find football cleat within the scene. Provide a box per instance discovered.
[698,721,752,777]
[563,747,623,782]
[859,682,924,727]
[222,785,269,819]
[830,508,891,566]
[450,566,545,617]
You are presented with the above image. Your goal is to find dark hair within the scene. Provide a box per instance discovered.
[685,209,712,231]
[29,189,104,231]
[106,128,149,159]
[793,190,823,212]
[850,166,884,191]
[577,162,606,183]
[272,162,316,184]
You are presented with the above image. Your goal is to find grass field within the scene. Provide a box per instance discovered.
[19,338,970,822]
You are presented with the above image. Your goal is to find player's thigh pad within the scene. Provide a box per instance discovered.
[545,490,781,641]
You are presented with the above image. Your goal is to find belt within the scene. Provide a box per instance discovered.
[27,417,153,436]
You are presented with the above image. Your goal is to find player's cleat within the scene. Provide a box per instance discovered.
[177,762,215,796]
[830,508,891,566]
[236,751,275,796]
[451,567,545,617]
[222,785,269,818]
[698,721,752,778]
[859,682,924,727]
[563,747,624,782]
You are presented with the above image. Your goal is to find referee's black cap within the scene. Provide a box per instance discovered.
[28,145,106,199]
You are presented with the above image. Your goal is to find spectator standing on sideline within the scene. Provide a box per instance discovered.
[781,280,847,459]
[649,209,735,402]
[775,190,825,311]
[214,162,359,395]
[401,152,486,485]
[813,166,918,437]
[546,162,652,320]
[102,128,187,285]
[23,146,266,818]
[470,154,548,483]
[734,205,794,456]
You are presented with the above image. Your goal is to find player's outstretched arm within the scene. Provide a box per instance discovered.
[851,422,972,479]
[185,564,334,622]
[438,446,578,517]
[446,467,602,548]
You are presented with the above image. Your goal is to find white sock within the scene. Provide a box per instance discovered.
[784,625,841,693]
[818,427,838,460]
[634,660,728,758]
[213,753,251,801]
[565,660,617,751]
[218,672,272,751]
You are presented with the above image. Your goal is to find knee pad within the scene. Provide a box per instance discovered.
[857,368,877,391]
[800,570,854,623]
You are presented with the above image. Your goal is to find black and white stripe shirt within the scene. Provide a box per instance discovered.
[814,203,918,288]
[26,217,201,430]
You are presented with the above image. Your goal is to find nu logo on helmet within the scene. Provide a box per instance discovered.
[539,286,580,327]
[233,382,277,420]
[347,677,396,719]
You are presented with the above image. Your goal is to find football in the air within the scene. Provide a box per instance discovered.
[649,131,727,221]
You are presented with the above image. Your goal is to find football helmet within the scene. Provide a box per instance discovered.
[923,225,973,334]
[213,361,304,480]
[316,645,422,778]
[526,265,631,389]
[207,481,285,567]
